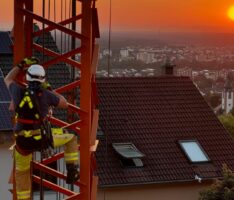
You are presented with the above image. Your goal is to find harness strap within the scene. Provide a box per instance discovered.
[15,145,32,156]
[16,118,41,124]
[15,129,41,137]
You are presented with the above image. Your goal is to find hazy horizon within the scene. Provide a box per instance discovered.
[2,0,234,33]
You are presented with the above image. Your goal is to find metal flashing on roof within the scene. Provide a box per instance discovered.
[97,125,105,137]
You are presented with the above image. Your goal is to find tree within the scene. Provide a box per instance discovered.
[199,165,234,200]
[219,114,234,137]
[204,92,221,109]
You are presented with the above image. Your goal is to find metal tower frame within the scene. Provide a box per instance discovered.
[13,0,99,199]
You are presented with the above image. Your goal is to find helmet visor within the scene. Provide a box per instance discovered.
[27,71,45,81]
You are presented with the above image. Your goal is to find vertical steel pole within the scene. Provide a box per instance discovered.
[14,0,25,65]
[24,0,33,57]
[67,0,77,123]
[80,0,92,200]
[71,0,76,74]
[13,1,25,198]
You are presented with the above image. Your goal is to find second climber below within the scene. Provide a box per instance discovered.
[4,57,79,200]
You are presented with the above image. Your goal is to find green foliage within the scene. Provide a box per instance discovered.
[219,114,234,137]
[199,165,234,200]
[204,92,221,109]
[230,108,234,116]
[194,74,213,88]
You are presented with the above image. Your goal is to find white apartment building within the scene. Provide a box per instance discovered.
[120,49,129,58]
[103,49,112,56]
[136,50,155,64]
[222,78,234,114]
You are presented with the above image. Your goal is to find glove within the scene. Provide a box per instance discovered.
[41,81,52,91]
[17,57,40,70]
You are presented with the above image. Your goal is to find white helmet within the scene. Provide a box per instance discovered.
[26,64,46,83]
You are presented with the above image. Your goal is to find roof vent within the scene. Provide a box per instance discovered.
[112,143,145,167]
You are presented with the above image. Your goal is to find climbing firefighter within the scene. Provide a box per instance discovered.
[4,57,79,200]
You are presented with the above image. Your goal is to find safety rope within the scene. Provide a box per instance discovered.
[68,0,72,52]
[54,0,57,42]
[42,0,45,64]
[48,0,51,20]
[64,0,67,52]
[104,2,112,200]
[40,1,46,199]
[61,0,63,54]
[107,0,112,77]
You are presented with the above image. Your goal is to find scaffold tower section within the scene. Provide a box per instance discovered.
[12,0,99,199]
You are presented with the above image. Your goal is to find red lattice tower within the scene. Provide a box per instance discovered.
[12,0,99,199]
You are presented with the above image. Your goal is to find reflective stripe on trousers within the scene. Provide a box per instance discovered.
[64,152,79,162]
[17,190,31,200]
[14,130,79,200]
[14,148,32,200]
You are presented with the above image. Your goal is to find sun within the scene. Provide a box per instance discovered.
[228,5,234,21]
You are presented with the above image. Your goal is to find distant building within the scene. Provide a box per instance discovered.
[218,69,228,80]
[222,75,234,114]
[120,48,129,58]
[102,49,112,57]
[176,67,192,78]
[136,50,155,64]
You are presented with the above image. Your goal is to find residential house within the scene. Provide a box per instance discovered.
[96,76,234,200]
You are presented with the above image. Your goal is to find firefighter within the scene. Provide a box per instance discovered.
[4,57,79,200]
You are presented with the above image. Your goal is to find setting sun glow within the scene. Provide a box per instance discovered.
[228,5,234,21]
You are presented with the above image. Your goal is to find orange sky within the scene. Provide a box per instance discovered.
[1,0,234,32]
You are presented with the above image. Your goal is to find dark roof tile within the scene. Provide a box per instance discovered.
[0,103,13,131]
[0,32,13,54]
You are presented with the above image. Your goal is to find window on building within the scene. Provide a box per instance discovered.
[112,143,145,167]
[179,140,210,163]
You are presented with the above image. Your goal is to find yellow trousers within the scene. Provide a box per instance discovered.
[14,130,78,200]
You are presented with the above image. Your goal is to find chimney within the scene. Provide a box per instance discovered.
[161,59,175,75]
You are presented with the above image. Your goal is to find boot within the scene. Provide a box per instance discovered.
[66,164,80,184]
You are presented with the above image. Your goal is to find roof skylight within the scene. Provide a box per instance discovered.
[179,140,210,163]
[112,143,145,167]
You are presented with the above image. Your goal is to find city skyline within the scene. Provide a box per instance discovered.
[1,0,234,33]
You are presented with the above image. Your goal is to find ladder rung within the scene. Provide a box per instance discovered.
[32,162,84,187]
[64,193,82,200]
[33,175,78,196]
[41,152,64,165]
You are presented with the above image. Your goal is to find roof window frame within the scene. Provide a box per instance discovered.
[179,140,210,164]
[112,142,145,168]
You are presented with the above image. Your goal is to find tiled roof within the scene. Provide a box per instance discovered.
[96,76,234,187]
[0,32,13,54]
[0,71,11,101]
[0,70,13,131]
[0,55,13,77]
